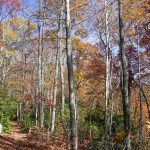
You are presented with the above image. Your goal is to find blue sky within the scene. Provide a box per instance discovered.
[21,0,38,9]
[19,0,39,21]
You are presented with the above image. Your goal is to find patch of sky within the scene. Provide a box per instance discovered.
[18,0,39,22]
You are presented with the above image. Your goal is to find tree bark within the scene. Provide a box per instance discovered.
[38,22,44,128]
[104,0,111,149]
[65,0,78,149]
[118,0,131,149]
[50,30,60,134]
[137,25,143,141]
[60,54,66,116]
[132,79,150,121]
[51,3,63,133]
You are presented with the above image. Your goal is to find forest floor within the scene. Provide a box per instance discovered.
[0,121,89,150]
[0,121,68,150]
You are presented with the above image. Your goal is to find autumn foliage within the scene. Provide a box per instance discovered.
[0,0,150,149]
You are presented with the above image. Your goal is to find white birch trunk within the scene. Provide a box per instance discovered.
[60,55,66,116]
[104,0,111,148]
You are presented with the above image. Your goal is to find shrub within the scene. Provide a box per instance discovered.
[44,109,51,128]
[21,115,34,132]
[0,87,16,133]
[1,116,11,133]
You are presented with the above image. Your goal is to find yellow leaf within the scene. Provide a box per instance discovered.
[145,121,150,129]
[113,131,129,142]
[5,50,16,56]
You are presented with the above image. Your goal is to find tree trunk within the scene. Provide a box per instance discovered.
[104,0,111,149]
[51,4,63,133]
[38,22,44,128]
[50,35,59,134]
[132,79,150,121]
[60,54,66,116]
[118,0,131,149]
[65,0,78,149]
[19,102,23,123]
[137,25,143,142]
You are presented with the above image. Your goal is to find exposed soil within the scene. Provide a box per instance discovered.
[0,122,66,150]
[8,121,27,140]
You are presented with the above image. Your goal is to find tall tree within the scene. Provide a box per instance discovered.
[60,52,66,116]
[51,1,64,134]
[118,0,131,149]
[104,0,112,149]
[65,0,78,149]
[37,22,44,127]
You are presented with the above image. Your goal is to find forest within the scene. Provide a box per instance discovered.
[0,0,150,150]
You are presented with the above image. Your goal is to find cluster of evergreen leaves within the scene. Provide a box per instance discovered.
[0,87,16,133]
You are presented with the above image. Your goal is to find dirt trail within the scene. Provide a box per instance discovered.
[0,121,49,150]
[0,121,70,150]
[7,121,27,140]
[0,121,89,150]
